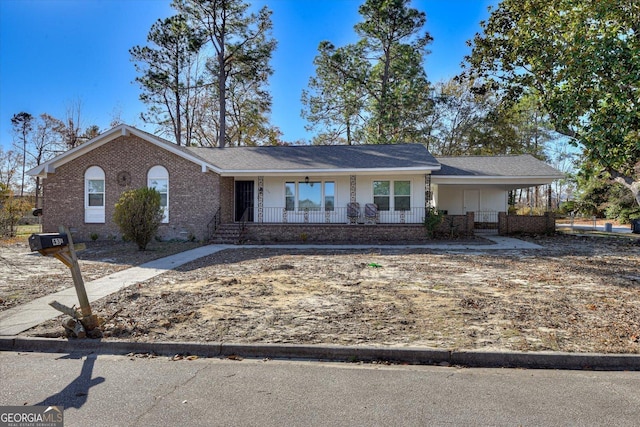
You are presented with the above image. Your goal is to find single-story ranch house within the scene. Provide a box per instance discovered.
[28,124,564,243]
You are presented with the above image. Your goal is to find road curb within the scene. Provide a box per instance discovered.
[1,337,638,371]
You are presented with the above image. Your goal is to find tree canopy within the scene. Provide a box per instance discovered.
[302,0,433,145]
[172,0,277,147]
[466,0,640,206]
[130,14,205,146]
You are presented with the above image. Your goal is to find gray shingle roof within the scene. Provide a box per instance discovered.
[186,144,440,172]
[433,155,564,177]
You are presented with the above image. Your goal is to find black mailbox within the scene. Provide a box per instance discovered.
[29,233,69,252]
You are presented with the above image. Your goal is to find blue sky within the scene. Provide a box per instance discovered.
[0,0,496,150]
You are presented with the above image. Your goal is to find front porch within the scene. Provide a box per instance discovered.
[209,211,556,244]
[253,206,432,225]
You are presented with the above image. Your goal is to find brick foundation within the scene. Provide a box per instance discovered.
[242,214,474,244]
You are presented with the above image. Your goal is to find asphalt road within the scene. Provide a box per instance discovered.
[1,351,639,426]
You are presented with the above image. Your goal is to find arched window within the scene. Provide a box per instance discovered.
[85,166,105,223]
[148,165,169,223]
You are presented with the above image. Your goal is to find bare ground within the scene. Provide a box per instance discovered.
[4,234,640,354]
[0,239,202,311]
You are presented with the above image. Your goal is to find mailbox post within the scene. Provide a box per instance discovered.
[29,226,99,333]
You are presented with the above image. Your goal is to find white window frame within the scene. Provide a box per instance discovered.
[285,180,335,211]
[85,166,105,223]
[148,165,169,223]
[373,180,411,211]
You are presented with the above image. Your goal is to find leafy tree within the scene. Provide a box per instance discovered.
[0,185,31,238]
[83,125,101,140]
[428,77,553,157]
[10,112,33,197]
[0,147,20,191]
[303,0,433,144]
[113,188,163,251]
[131,14,206,146]
[173,0,276,147]
[302,42,368,145]
[466,0,640,207]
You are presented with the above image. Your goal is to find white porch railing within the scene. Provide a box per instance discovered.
[252,207,428,224]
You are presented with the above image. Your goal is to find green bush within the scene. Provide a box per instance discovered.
[423,208,443,238]
[558,201,577,215]
[113,187,163,251]
[617,207,640,225]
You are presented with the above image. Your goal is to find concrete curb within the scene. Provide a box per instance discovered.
[1,337,638,371]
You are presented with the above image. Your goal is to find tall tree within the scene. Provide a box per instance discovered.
[131,14,205,146]
[466,0,640,206]
[31,114,65,207]
[427,77,553,156]
[302,42,368,145]
[303,0,433,144]
[10,112,33,197]
[173,0,276,147]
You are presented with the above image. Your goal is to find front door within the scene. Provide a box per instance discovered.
[464,190,480,213]
[235,181,254,222]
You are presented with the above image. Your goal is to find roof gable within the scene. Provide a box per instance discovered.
[27,124,214,177]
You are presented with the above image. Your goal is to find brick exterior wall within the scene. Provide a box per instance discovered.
[42,135,221,241]
[242,214,474,244]
[435,213,474,237]
[498,211,556,235]
[220,176,235,223]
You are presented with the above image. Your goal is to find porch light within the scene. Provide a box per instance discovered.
[304,176,309,184]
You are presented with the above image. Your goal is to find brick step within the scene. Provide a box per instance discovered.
[210,224,243,244]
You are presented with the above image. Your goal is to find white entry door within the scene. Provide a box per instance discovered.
[464,190,480,213]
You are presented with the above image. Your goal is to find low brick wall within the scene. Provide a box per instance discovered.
[243,214,474,244]
[498,212,556,235]
[435,213,474,238]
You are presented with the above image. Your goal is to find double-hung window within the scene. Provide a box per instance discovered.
[373,181,391,211]
[394,181,411,211]
[373,180,411,211]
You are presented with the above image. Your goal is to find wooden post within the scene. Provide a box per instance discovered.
[57,226,92,319]
[36,226,98,331]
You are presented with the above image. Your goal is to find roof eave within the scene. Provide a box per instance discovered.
[219,165,441,177]
[432,175,565,185]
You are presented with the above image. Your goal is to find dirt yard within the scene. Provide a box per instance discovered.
[3,234,640,354]
[0,239,202,311]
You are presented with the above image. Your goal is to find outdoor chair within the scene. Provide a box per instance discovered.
[364,203,378,224]
[347,202,360,224]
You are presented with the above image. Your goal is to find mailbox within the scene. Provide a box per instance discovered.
[29,233,69,252]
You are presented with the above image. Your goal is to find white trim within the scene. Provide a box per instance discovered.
[148,165,169,223]
[220,166,439,177]
[432,176,562,186]
[84,166,105,223]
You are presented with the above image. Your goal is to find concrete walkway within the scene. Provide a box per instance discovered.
[0,236,539,336]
